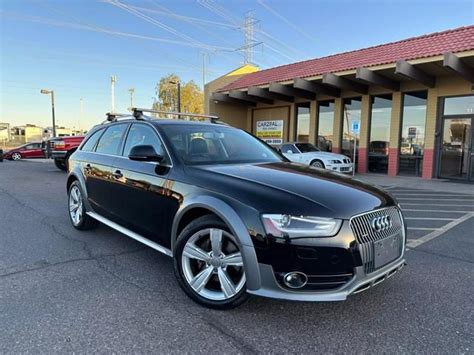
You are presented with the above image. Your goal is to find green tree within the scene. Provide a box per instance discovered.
[152,74,204,116]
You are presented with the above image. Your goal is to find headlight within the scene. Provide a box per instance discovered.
[329,160,342,164]
[261,214,342,238]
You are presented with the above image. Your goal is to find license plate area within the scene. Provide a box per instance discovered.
[374,234,401,269]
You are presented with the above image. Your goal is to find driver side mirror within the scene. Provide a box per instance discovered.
[128,145,164,162]
[286,150,293,154]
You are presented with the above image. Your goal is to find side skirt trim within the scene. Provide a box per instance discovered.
[87,212,173,257]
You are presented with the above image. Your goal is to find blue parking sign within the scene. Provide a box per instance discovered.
[351,121,360,134]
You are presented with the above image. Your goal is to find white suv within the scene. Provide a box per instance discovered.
[280,142,353,173]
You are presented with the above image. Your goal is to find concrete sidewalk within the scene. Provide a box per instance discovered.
[356,173,474,195]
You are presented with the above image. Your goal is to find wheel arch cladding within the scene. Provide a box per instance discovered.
[171,195,261,291]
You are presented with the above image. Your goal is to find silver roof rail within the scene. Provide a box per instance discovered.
[105,112,133,122]
[132,108,219,122]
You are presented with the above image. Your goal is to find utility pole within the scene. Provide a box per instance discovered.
[202,52,207,89]
[79,98,83,132]
[111,75,117,113]
[40,89,56,137]
[128,88,135,111]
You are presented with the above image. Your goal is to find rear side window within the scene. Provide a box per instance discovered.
[122,124,164,157]
[95,124,127,155]
[282,144,298,153]
[81,129,103,152]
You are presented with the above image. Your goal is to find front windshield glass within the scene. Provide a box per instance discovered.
[160,124,283,165]
[295,143,320,153]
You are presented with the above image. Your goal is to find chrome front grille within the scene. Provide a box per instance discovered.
[350,207,404,274]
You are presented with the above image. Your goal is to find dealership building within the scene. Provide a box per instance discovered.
[204,26,474,182]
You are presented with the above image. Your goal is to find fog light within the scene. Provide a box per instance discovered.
[283,272,308,289]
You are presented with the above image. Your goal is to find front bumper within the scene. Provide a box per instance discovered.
[325,163,353,173]
[50,150,67,160]
[245,208,406,301]
[247,257,406,301]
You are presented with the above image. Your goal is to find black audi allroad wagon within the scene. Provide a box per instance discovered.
[66,109,406,309]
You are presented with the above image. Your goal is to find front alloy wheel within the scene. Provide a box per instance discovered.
[174,215,248,309]
[12,152,21,161]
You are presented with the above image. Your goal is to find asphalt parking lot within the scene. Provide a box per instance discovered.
[0,160,473,354]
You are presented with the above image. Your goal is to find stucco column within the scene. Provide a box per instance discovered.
[388,92,402,177]
[309,100,317,145]
[332,98,343,153]
[422,88,439,179]
[289,103,296,141]
[357,95,371,173]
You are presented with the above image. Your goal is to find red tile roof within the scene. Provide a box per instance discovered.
[219,26,474,92]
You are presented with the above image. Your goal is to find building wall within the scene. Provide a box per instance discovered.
[206,62,474,180]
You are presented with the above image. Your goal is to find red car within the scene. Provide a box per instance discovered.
[4,142,45,160]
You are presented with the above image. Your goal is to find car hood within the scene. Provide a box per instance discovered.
[301,151,349,161]
[191,162,396,219]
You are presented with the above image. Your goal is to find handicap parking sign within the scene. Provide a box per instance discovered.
[351,120,360,134]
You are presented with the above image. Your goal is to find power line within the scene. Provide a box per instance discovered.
[256,0,318,44]
[103,0,232,52]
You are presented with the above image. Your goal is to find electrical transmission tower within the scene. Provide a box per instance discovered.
[242,11,260,64]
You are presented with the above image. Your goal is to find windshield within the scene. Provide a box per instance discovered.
[295,143,320,153]
[160,124,283,165]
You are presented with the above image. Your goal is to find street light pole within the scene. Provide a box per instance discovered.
[41,89,56,137]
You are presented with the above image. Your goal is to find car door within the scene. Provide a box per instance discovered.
[281,144,301,162]
[30,143,44,158]
[21,144,37,158]
[111,123,179,248]
[85,123,129,221]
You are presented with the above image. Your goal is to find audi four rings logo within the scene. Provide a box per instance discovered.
[371,215,392,232]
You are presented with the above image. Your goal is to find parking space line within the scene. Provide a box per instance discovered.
[397,198,474,201]
[405,217,456,221]
[407,213,474,248]
[402,209,473,213]
[401,203,474,207]
[407,227,440,231]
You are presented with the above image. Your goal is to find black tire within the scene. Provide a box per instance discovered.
[310,159,325,169]
[174,214,249,310]
[54,159,67,171]
[68,181,98,230]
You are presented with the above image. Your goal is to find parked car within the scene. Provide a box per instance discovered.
[280,142,353,173]
[67,110,406,309]
[3,142,45,160]
[44,135,84,171]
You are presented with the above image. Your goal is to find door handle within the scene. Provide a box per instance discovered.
[112,170,123,179]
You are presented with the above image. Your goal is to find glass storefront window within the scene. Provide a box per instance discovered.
[295,103,310,143]
[369,95,392,174]
[342,98,361,161]
[444,96,474,115]
[317,101,334,151]
[399,91,427,176]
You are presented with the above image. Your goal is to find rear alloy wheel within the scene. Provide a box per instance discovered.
[311,160,325,169]
[174,215,248,309]
[12,152,22,161]
[68,181,98,230]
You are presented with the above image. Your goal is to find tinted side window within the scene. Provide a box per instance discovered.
[81,129,104,152]
[123,124,164,157]
[95,124,127,155]
[282,144,297,153]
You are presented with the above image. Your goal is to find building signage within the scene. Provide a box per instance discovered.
[351,120,360,134]
[408,127,417,138]
[256,120,284,145]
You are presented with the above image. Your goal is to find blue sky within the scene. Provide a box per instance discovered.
[1,0,473,130]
